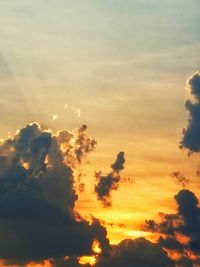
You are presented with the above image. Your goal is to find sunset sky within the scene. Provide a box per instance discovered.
[0,1,200,267]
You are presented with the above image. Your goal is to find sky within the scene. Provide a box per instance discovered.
[0,1,200,266]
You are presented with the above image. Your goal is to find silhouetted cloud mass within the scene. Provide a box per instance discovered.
[50,238,174,267]
[94,152,125,207]
[95,237,174,267]
[0,123,109,263]
[180,71,200,153]
[143,189,200,266]
[0,102,198,267]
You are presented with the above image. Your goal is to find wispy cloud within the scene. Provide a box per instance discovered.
[65,104,81,118]
[52,114,58,121]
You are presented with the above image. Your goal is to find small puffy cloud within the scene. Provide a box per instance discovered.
[111,151,125,172]
[94,152,126,207]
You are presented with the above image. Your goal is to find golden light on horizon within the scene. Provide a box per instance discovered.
[124,230,152,239]
[78,240,102,266]
[26,260,52,267]
[0,260,18,267]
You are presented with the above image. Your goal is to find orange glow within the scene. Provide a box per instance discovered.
[26,260,52,267]
[164,249,182,261]
[186,250,200,261]
[175,233,190,246]
[78,256,96,266]
[0,260,18,267]
[20,161,30,170]
[92,240,102,254]
[125,230,151,239]
[78,240,101,265]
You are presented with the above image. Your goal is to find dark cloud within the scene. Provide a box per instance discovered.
[17,238,174,267]
[180,71,200,153]
[95,238,174,267]
[0,123,109,263]
[143,189,200,266]
[110,151,125,172]
[51,239,174,267]
[94,152,126,207]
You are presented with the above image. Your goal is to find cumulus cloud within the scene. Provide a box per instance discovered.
[180,71,200,153]
[0,118,185,267]
[94,152,126,207]
[0,123,109,264]
[143,189,200,266]
[95,237,174,267]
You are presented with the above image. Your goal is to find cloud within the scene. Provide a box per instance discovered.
[65,104,81,118]
[143,189,200,266]
[0,121,191,267]
[0,123,109,263]
[52,114,58,121]
[94,152,126,207]
[72,107,81,118]
[171,171,189,188]
[180,71,200,153]
[95,237,174,267]
[56,125,97,168]
[0,118,185,267]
